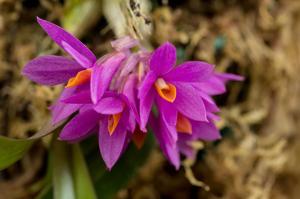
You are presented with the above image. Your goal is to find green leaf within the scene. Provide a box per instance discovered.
[0,119,66,170]
[62,0,102,37]
[0,136,34,170]
[35,184,53,199]
[84,133,155,199]
[71,144,97,199]
[52,141,97,199]
[52,141,75,199]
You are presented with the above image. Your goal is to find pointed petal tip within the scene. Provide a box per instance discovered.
[162,41,174,47]
[150,42,176,75]
[174,163,180,170]
[58,132,72,141]
[36,16,48,26]
[106,164,113,171]
[103,158,117,171]
[203,116,209,123]
[207,134,222,141]
[140,126,147,132]
[158,41,176,52]
[36,16,97,68]
[21,69,28,77]
[139,122,148,133]
[91,94,98,105]
[58,132,70,141]
[57,135,65,141]
[236,75,245,81]
[169,155,180,170]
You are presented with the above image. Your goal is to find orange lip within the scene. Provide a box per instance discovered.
[65,69,92,88]
[176,114,192,134]
[108,112,122,135]
[154,78,177,103]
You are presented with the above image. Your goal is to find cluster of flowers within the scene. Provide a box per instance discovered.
[23,17,243,170]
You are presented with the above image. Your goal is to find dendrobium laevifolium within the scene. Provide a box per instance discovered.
[22,17,243,170]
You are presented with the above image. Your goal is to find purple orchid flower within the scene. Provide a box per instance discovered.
[137,42,216,161]
[151,108,221,169]
[137,42,243,168]
[161,118,220,169]
[177,119,220,160]
[21,18,244,170]
[138,42,214,132]
[59,89,137,169]
[57,68,141,169]
[22,18,138,124]
[149,72,243,168]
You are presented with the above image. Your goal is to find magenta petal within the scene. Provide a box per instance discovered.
[156,96,178,126]
[59,109,100,141]
[123,74,140,126]
[153,115,180,169]
[91,52,126,104]
[123,75,138,111]
[215,73,244,82]
[37,17,96,68]
[61,90,92,104]
[191,120,221,141]
[174,83,207,122]
[164,61,213,83]
[198,91,220,113]
[193,76,226,95]
[138,71,156,130]
[50,88,82,124]
[139,88,155,131]
[155,99,179,147]
[127,112,136,132]
[94,97,124,114]
[150,42,176,75]
[22,55,82,85]
[79,104,94,113]
[110,36,139,51]
[177,138,196,159]
[98,118,128,170]
[162,119,178,146]
[138,71,157,99]
[207,112,220,121]
[119,54,139,77]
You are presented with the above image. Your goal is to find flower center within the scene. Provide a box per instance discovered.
[65,69,92,88]
[154,78,177,103]
[108,112,122,135]
[176,114,192,134]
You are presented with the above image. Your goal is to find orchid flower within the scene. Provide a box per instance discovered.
[137,43,244,168]
[22,18,243,170]
[55,71,140,169]
[138,42,214,131]
[22,18,137,124]
[58,89,138,169]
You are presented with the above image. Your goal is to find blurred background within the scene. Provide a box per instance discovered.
[0,0,300,198]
